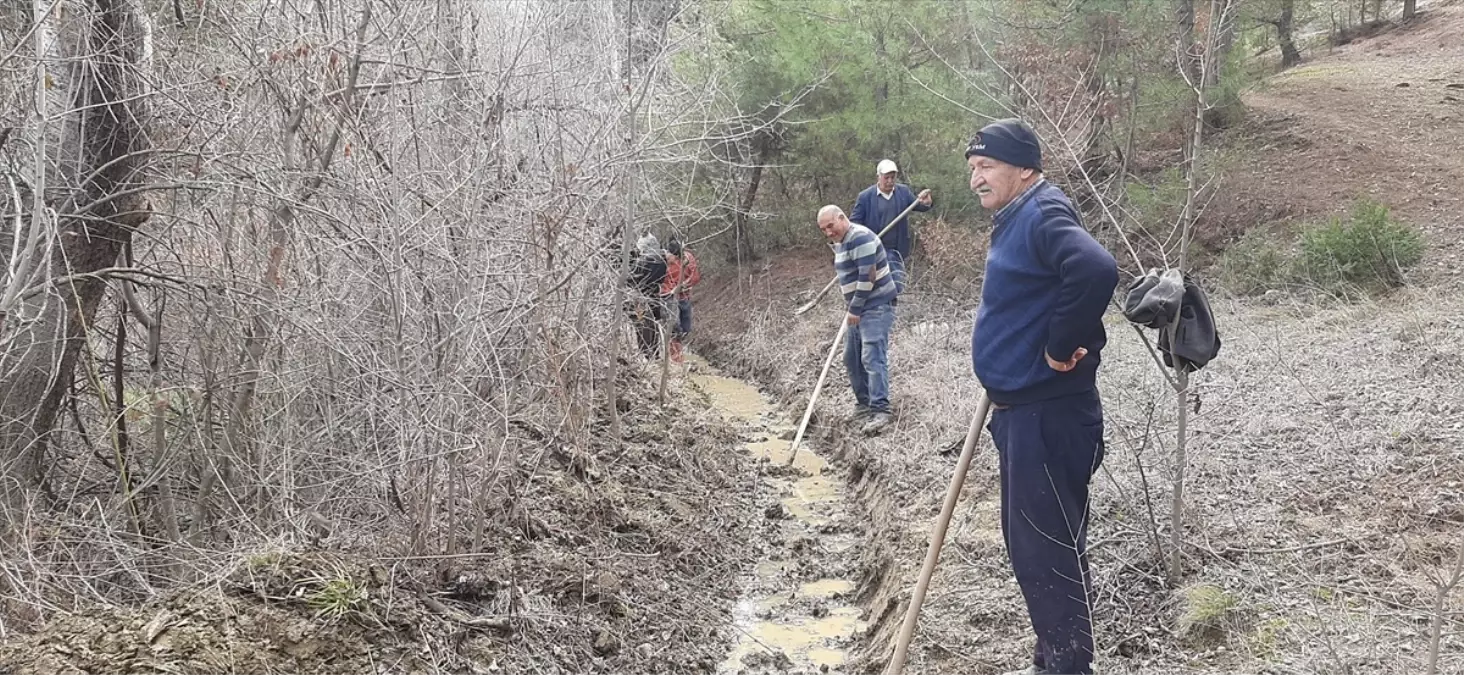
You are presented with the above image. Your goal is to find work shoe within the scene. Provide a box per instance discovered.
[848,405,872,424]
[860,411,893,436]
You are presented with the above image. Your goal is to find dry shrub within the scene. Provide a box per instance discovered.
[917,216,987,283]
[1177,583,1248,647]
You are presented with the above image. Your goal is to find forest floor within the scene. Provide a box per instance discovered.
[692,4,1464,675]
[0,364,776,675]
[2,4,1463,675]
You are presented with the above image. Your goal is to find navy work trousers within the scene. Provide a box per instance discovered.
[987,388,1105,675]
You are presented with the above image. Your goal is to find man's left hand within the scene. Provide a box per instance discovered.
[917,189,932,206]
[1046,347,1087,372]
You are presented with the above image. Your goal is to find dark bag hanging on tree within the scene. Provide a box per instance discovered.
[1158,277,1221,372]
[1122,268,1185,329]
[1122,269,1221,372]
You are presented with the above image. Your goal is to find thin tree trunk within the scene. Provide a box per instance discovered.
[1425,529,1464,675]
[111,297,141,534]
[1168,32,1206,586]
[119,246,180,546]
[607,0,637,445]
[733,137,769,264]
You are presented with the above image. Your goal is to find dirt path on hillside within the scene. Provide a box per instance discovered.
[1232,2,1464,281]
[686,354,874,675]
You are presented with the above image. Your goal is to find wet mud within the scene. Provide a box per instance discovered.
[687,356,870,674]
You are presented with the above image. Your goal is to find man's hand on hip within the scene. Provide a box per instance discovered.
[1046,347,1087,372]
[847,312,861,326]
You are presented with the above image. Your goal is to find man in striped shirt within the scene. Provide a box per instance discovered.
[817,204,899,436]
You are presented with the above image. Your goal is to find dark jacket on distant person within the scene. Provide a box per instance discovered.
[628,253,667,300]
[850,183,930,263]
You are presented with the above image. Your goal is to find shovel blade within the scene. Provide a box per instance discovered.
[793,276,839,315]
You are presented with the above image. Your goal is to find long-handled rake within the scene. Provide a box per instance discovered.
[885,390,993,674]
[785,318,849,465]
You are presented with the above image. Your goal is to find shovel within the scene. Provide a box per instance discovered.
[885,390,993,674]
[793,196,926,315]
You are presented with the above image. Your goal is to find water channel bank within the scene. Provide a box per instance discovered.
[687,355,873,674]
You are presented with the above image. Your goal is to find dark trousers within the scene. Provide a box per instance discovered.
[674,298,692,339]
[628,298,665,358]
[887,252,907,302]
[987,389,1105,675]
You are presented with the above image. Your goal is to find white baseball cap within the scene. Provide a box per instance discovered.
[876,159,898,175]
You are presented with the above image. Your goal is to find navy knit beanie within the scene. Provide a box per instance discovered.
[965,118,1042,172]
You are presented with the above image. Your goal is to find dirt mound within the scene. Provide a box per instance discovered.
[0,552,464,674]
[0,365,765,675]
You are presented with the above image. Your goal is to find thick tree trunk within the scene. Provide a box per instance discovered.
[1278,0,1302,67]
[1403,0,1417,19]
[0,0,153,507]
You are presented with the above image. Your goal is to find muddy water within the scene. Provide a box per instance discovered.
[686,355,868,674]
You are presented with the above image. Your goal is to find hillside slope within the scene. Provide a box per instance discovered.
[1226,3,1464,282]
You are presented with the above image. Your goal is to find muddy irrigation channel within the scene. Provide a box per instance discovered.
[686,355,873,674]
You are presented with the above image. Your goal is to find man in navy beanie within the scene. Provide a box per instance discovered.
[966,118,1118,675]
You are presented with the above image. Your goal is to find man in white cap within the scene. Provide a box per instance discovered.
[849,159,932,295]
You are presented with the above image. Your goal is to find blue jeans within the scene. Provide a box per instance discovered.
[675,298,692,338]
[844,302,895,413]
[987,389,1105,675]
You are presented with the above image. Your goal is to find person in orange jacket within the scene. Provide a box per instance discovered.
[659,236,701,362]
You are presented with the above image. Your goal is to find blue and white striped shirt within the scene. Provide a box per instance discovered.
[833,223,897,315]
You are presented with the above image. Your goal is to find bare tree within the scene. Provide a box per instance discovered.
[0,0,771,626]
[1165,0,1238,586]
[0,0,154,511]
[1425,528,1464,675]
[1272,0,1304,68]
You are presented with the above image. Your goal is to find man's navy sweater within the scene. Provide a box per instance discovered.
[972,180,1119,405]
[850,183,929,262]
